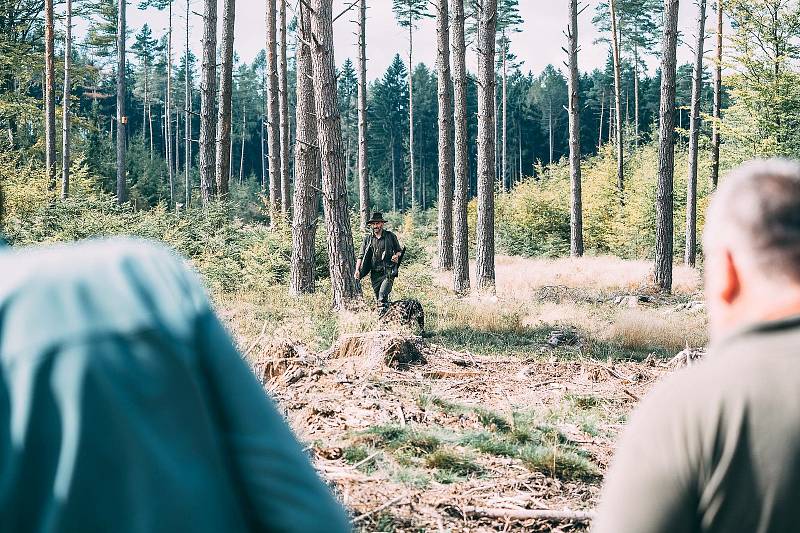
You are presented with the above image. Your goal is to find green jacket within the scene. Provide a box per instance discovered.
[358,230,401,279]
[0,238,350,532]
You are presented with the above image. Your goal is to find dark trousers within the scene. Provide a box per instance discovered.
[369,268,394,311]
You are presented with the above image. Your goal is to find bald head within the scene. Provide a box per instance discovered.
[704,159,800,339]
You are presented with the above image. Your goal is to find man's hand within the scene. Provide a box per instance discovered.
[391,252,401,263]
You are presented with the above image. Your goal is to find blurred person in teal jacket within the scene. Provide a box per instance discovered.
[0,237,350,532]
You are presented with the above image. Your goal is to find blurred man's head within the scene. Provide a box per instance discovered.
[703,159,800,340]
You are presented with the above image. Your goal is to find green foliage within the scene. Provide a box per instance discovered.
[491,140,715,260]
[0,162,328,295]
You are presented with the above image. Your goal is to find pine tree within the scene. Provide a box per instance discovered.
[436,0,454,270]
[685,0,706,267]
[567,0,584,256]
[216,0,236,197]
[476,0,498,292]
[309,0,361,308]
[655,0,680,292]
[392,0,432,210]
[357,0,370,228]
[452,0,471,294]
[45,0,56,190]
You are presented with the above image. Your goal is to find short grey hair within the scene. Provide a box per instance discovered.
[704,158,800,282]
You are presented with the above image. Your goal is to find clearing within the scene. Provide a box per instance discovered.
[220,254,707,532]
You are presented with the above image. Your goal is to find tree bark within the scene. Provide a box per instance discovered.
[239,105,246,184]
[502,34,508,190]
[655,0,680,292]
[185,0,191,207]
[266,0,282,220]
[452,0,470,294]
[45,0,56,190]
[357,0,370,227]
[61,0,72,199]
[476,0,497,292]
[309,0,361,309]
[199,0,217,205]
[710,0,722,190]
[279,0,291,216]
[598,88,604,149]
[609,0,624,195]
[685,0,706,267]
[568,0,583,257]
[633,41,640,145]
[216,0,236,197]
[167,2,174,205]
[290,6,320,295]
[408,22,416,209]
[436,0,454,270]
[116,0,127,203]
[391,133,397,211]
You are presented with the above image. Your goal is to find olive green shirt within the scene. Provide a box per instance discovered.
[0,238,350,533]
[594,316,800,533]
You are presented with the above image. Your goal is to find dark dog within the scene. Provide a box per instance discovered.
[379,299,425,333]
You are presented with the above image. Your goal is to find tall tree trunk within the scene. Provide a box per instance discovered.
[502,34,508,190]
[45,0,56,190]
[61,0,72,199]
[633,41,640,146]
[309,0,361,308]
[216,0,236,197]
[408,22,416,209]
[279,0,290,216]
[116,0,127,203]
[290,6,320,295]
[266,0,282,220]
[391,133,397,211]
[239,105,246,184]
[710,0,722,189]
[476,0,497,292]
[167,2,174,204]
[609,0,624,194]
[655,0,680,292]
[149,101,154,160]
[452,0,470,294]
[598,88,604,149]
[436,0,454,270]
[357,0,370,227]
[548,98,553,166]
[567,0,583,257]
[184,0,191,207]
[199,0,218,205]
[685,0,706,267]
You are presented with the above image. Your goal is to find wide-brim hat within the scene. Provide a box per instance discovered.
[367,212,388,224]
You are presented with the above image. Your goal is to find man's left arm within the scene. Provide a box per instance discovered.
[390,232,402,263]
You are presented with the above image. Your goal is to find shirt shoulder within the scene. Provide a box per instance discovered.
[0,237,210,357]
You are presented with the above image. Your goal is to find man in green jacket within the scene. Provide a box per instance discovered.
[0,237,350,532]
[594,159,800,533]
[354,212,402,313]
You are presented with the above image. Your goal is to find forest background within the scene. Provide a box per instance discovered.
[0,0,795,298]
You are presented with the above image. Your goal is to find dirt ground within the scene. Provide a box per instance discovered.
[221,255,706,532]
[241,327,695,531]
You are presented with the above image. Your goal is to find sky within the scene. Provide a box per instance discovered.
[88,0,707,81]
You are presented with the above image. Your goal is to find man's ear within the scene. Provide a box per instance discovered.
[720,250,741,304]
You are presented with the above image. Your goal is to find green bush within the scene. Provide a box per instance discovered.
[0,161,329,295]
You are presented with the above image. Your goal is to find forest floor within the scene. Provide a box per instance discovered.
[218,254,707,532]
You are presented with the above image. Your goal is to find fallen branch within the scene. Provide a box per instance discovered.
[350,451,381,470]
[458,506,595,522]
[352,495,407,524]
[623,388,640,402]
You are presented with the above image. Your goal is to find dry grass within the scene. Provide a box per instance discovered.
[434,255,702,299]
[608,309,708,352]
